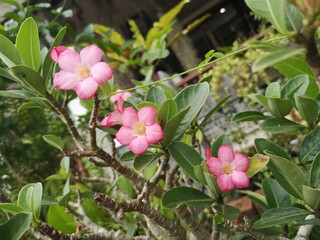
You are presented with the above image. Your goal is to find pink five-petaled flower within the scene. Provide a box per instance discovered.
[51,45,113,100]
[206,144,250,192]
[99,97,125,127]
[110,89,132,103]
[115,106,164,156]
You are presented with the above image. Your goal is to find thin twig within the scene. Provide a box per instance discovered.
[89,95,100,150]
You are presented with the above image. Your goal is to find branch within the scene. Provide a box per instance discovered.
[72,175,112,184]
[94,192,186,240]
[294,214,315,240]
[89,94,100,150]
[165,163,179,189]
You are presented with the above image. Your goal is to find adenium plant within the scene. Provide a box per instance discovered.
[0,0,320,240]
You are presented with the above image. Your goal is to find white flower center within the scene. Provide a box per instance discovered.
[222,163,234,175]
[133,122,146,136]
[76,65,91,80]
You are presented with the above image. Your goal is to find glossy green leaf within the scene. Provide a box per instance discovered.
[174,82,209,139]
[254,138,291,160]
[158,99,177,127]
[168,141,203,180]
[245,0,288,35]
[309,152,320,188]
[238,190,268,210]
[119,151,136,161]
[9,65,46,95]
[17,102,41,114]
[213,205,241,221]
[265,151,305,199]
[0,90,34,99]
[0,34,22,67]
[41,195,59,206]
[60,157,70,176]
[136,101,159,110]
[253,48,305,72]
[42,134,64,151]
[265,82,280,98]
[294,95,319,125]
[162,186,213,209]
[47,205,76,234]
[262,177,291,209]
[281,74,318,99]
[300,127,320,162]
[248,94,270,111]
[285,3,303,32]
[194,161,207,185]
[246,154,270,178]
[42,26,67,81]
[0,212,32,240]
[116,177,136,199]
[232,111,269,122]
[253,207,311,229]
[260,117,305,133]
[162,107,190,146]
[16,17,41,71]
[145,86,167,106]
[0,203,25,214]
[0,67,18,82]
[267,98,292,117]
[203,172,221,198]
[17,182,42,220]
[211,134,232,157]
[133,152,164,172]
[302,185,320,210]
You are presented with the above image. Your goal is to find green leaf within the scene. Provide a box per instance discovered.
[17,182,42,220]
[213,205,241,221]
[253,48,305,72]
[203,172,221,198]
[253,207,311,229]
[0,67,18,81]
[16,17,41,71]
[300,127,320,162]
[262,177,291,209]
[42,134,64,151]
[265,82,280,98]
[260,117,305,133]
[42,26,67,81]
[47,205,76,234]
[158,99,177,127]
[285,3,303,32]
[162,186,213,209]
[198,50,223,73]
[0,212,32,240]
[246,154,270,178]
[145,86,167,106]
[194,161,208,185]
[211,134,232,157]
[119,151,136,161]
[157,0,189,28]
[133,152,164,172]
[294,95,319,126]
[9,65,46,95]
[245,0,287,35]
[267,98,292,118]
[136,101,159,110]
[254,138,291,160]
[41,195,59,206]
[238,190,268,210]
[232,111,269,122]
[174,82,209,139]
[168,141,203,180]
[60,157,70,176]
[17,102,41,114]
[162,107,190,147]
[0,203,25,214]
[302,185,320,210]
[0,34,22,67]
[309,152,320,188]
[248,94,270,111]
[198,95,231,128]
[128,20,146,49]
[116,177,136,199]
[265,151,305,199]
[0,90,34,99]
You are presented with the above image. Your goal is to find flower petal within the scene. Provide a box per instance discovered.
[110,90,132,103]
[138,106,157,126]
[116,126,135,145]
[91,62,113,83]
[99,110,122,127]
[115,97,124,113]
[145,124,164,144]
[122,107,138,127]
[58,49,81,72]
[231,171,250,189]
[80,45,103,66]
[53,70,80,90]
[218,144,235,163]
[50,46,68,62]
[206,157,223,176]
[217,175,235,192]
[74,78,99,99]
[129,136,149,155]
[232,153,249,171]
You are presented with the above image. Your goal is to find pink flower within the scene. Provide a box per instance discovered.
[206,145,249,192]
[110,90,132,103]
[99,97,124,127]
[50,46,68,62]
[116,106,164,155]
[52,45,113,99]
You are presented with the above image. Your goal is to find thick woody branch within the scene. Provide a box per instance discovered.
[94,193,186,240]
[89,95,100,150]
